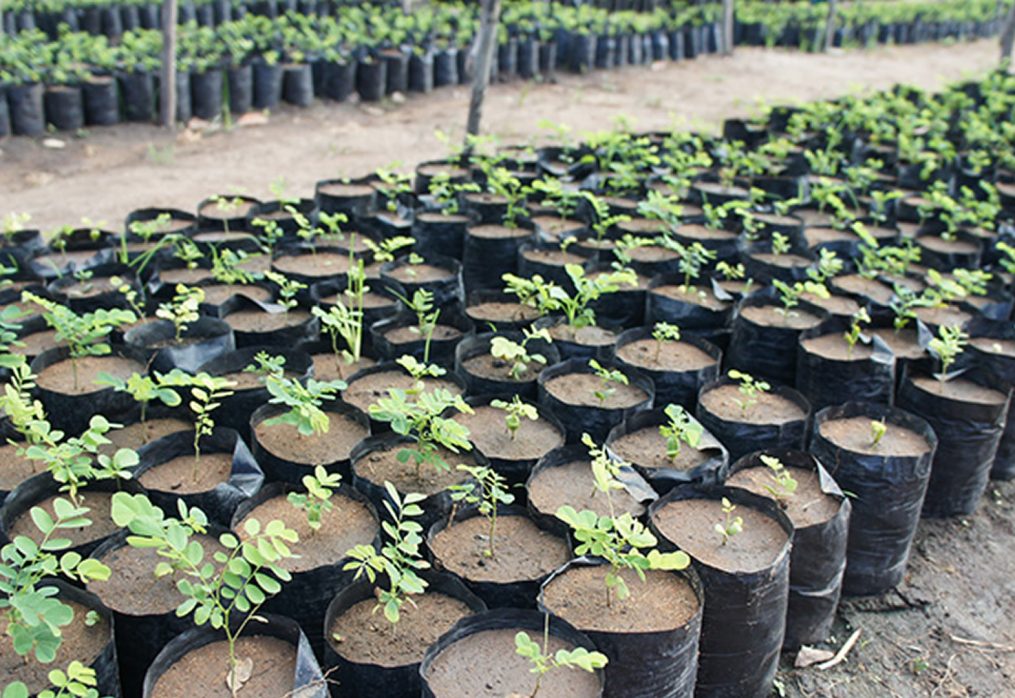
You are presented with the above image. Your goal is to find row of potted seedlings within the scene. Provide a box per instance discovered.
[1,0,1007,136]
[1,69,1014,697]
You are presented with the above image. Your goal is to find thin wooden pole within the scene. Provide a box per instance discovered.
[721,0,734,55]
[824,0,838,52]
[1002,0,1015,67]
[465,0,501,140]
[160,0,178,128]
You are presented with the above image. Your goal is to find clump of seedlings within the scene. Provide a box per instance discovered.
[111,493,298,697]
[343,483,430,624]
[514,615,608,698]
[714,497,744,545]
[287,466,343,533]
[311,260,367,370]
[449,465,515,558]
[555,434,690,607]
[659,403,703,460]
[770,279,829,317]
[759,454,798,505]
[245,352,346,436]
[490,395,539,440]
[727,369,770,412]
[928,325,968,379]
[502,264,636,333]
[4,660,103,698]
[0,496,110,664]
[155,284,204,343]
[368,364,474,479]
[582,191,632,244]
[489,326,552,381]
[263,271,306,314]
[588,359,629,405]
[21,292,136,390]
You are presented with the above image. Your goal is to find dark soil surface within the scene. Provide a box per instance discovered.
[35,355,143,395]
[343,370,461,413]
[651,496,789,573]
[699,384,805,424]
[150,635,296,698]
[9,492,118,547]
[725,465,842,528]
[354,443,473,496]
[429,514,570,584]
[910,376,1008,406]
[528,459,645,521]
[424,627,601,698]
[0,442,41,491]
[801,292,862,317]
[224,309,311,333]
[834,275,896,306]
[383,324,462,345]
[329,591,474,666]
[201,284,272,306]
[102,417,191,454]
[272,252,350,278]
[310,353,375,382]
[254,413,368,465]
[89,533,224,616]
[137,451,233,494]
[542,565,699,634]
[461,352,544,383]
[819,416,932,458]
[548,324,617,346]
[385,262,454,284]
[455,405,564,461]
[465,301,540,325]
[543,372,647,409]
[801,332,874,361]
[235,491,376,573]
[869,327,925,360]
[609,425,715,472]
[913,305,973,328]
[616,338,716,372]
[741,303,823,330]
[651,284,730,311]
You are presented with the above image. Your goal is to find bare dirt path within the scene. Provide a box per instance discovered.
[0,39,1000,231]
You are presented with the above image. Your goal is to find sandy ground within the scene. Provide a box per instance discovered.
[0,39,1001,232]
[1,37,1014,697]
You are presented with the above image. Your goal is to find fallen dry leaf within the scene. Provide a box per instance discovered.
[795,645,836,668]
[225,656,253,693]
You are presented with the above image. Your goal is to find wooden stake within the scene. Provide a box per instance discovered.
[465,0,501,141]
[160,0,179,128]
[824,0,838,52]
[721,0,735,55]
[1001,0,1015,68]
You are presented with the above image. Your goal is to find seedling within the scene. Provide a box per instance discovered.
[109,276,146,318]
[672,241,717,292]
[3,660,102,698]
[428,172,480,215]
[363,236,415,265]
[588,359,628,405]
[263,271,306,313]
[173,237,203,270]
[503,265,636,330]
[928,325,968,379]
[251,217,285,257]
[771,279,829,316]
[368,384,473,479]
[448,465,515,558]
[156,284,204,343]
[716,261,746,282]
[395,288,441,362]
[343,483,430,624]
[770,232,791,255]
[515,617,607,698]
[95,372,182,437]
[485,167,527,227]
[111,493,298,698]
[210,247,260,286]
[996,241,1015,275]
[528,177,583,219]
[0,305,25,369]
[375,168,413,213]
[22,292,136,390]
[637,189,683,230]
[760,455,798,504]
[714,497,743,545]
[158,370,237,474]
[659,404,703,460]
[287,466,342,533]
[869,419,888,448]
[807,249,844,284]
[208,194,245,235]
[489,326,552,381]
[490,395,539,440]
[0,498,110,664]
[843,308,872,356]
[246,352,346,437]
[728,369,770,412]
[651,321,681,362]
[582,192,631,243]
[312,259,367,369]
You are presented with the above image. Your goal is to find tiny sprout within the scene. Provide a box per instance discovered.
[716,261,746,281]
[515,618,608,698]
[928,325,968,378]
[843,307,871,355]
[869,419,887,448]
[651,322,681,361]
[588,359,628,405]
[659,404,703,460]
[714,497,743,545]
[287,466,342,532]
[771,232,791,255]
[490,395,539,440]
[727,369,770,412]
[449,465,514,558]
[489,326,551,381]
[759,455,797,503]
